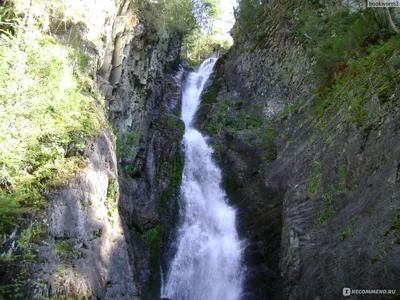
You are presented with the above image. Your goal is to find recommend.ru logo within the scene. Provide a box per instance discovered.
[343,288,351,297]
[342,287,397,297]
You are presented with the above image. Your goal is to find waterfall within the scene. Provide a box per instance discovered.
[161,58,244,300]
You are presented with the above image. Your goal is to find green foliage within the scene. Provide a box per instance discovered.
[18,220,46,264]
[181,27,232,63]
[311,34,400,127]
[0,6,106,233]
[291,4,400,127]
[310,10,378,86]
[136,0,198,39]
[193,0,220,31]
[315,208,335,227]
[165,115,185,137]
[314,196,335,227]
[165,0,198,37]
[171,159,184,188]
[18,221,46,251]
[160,156,183,194]
[177,120,185,136]
[119,165,134,177]
[53,240,72,254]
[389,209,400,232]
[206,99,263,135]
[137,0,224,60]
[116,131,141,160]
[0,269,27,299]
[141,224,160,274]
[308,161,322,195]
[53,238,78,264]
[338,163,347,191]
[116,131,140,178]
[277,100,306,120]
[339,226,354,241]
[236,0,265,41]
[106,180,118,223]
[261,126,278,163]
[142,225,160,244]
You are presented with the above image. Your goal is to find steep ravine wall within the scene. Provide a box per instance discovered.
[0,0,184,298]
[98,2,186,299]
[0,0,141,298]
[198,1,400,299]
[106,25,185,299]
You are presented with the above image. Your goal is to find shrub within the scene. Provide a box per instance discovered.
[236,0,264,40]
[339,226,354,241]
[116,131,141,160]
[0,5,106,233]
[136,0,198,39]
[106,180,119,223]
[142,225,160,244]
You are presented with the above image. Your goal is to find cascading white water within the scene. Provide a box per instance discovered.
[161,58,244,300]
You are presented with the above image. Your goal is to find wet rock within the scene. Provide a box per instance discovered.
[197,4,400,299]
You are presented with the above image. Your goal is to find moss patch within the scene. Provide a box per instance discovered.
[105,180,119,224]
[116,131,141,160]
[314,196,335,227]
[308,162,322,195]
[339,226,354,241]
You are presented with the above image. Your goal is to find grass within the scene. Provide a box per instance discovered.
[277,100,306,120]
[0,5,107,234]
[52,238,79,264]
[116,131,141,160]
[17,220,47,263]
[205,99,263,135]
[388,209,400,232]
[313,35,400,128]
[308,162,322,195]
[314,196,335,227]
[261,126,278,163]
[53,240,73,254]
[18,221,46,249]
[339,226,354,241]
[338,163,347,190]
[105,180,118,224]
[141,224,160,274]
[287,3,400,128]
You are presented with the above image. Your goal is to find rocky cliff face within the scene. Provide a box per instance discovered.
[98,2,185,299]
[0,0,184,298]
[32,130,139,299]
[198,1,400,299]
[106,30,185,299]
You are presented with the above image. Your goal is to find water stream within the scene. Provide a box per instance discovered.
[161,58,244,300]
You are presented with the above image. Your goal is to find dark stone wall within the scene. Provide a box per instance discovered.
[196,3,400,299]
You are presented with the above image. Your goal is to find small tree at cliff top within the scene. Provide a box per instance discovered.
[165,0,198,36]
[137,0,215,38]
[182,0,229,63]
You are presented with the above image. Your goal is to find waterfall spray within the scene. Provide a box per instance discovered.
[161,58,244,300]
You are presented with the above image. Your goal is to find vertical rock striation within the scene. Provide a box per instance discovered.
[197,1,400,299]
[1,0,185,298]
